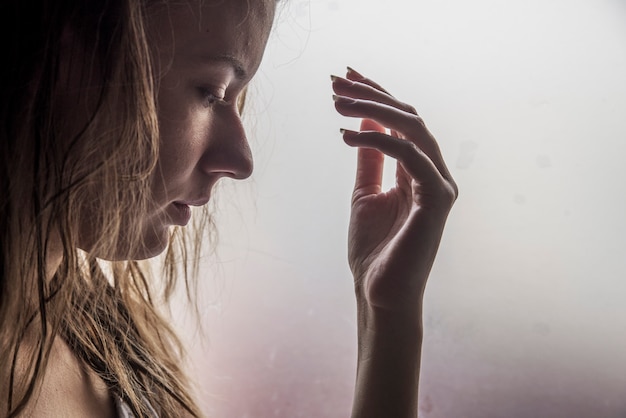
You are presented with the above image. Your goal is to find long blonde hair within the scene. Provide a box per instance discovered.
[0,0,240,416]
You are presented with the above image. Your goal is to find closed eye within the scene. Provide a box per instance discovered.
[197,87,228,108]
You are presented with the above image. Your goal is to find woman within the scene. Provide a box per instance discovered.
[0,0,457,416]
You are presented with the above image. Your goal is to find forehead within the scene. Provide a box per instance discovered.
[148,0,276,77]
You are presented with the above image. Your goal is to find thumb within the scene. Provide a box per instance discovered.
[352,119,386,200]
[360,118,386,133]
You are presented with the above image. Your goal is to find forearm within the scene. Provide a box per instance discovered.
[351,304,424,418]
[334,66,456,418]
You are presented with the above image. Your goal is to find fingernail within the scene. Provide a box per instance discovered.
[333,94,356,104]
[340,128,359,135]
[346,66,365,80]
[330,74,354,86]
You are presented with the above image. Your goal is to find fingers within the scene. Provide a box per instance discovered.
[360,118,385,133]
[331,75,417,117]
[351,119,386,199]
[332,68,455,188]
[334,95,450,182]
[333,94,421,138]
[346,66,391,96]
[341,128,446,194]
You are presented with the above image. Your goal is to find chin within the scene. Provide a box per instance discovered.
[118,225,172,261]
[81,225,172,261]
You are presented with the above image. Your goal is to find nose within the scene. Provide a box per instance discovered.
[199,106,253,180]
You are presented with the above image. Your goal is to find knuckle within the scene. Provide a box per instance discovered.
[444,181,459,205]
[448,182,459,203]
[427,179,458,208]
[408,113,425,128]
[404,104,418,115]
[450,180,459,200]
[402,139,420,154]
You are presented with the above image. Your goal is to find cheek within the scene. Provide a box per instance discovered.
[75,182,171,260]
[85,219,171,261]
[152,102,210,198]
[159,119,205,172]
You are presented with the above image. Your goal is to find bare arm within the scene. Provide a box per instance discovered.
[332,67,457,418]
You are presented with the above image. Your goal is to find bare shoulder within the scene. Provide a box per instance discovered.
[20,336,116,418]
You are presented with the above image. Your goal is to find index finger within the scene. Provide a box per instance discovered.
[346,67,392,96]
[334,96,454,183]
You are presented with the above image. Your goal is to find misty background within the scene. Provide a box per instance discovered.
[170,1,626,417]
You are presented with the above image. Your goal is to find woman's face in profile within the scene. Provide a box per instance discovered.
[82,0,275,259]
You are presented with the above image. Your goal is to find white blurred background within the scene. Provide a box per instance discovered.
[173,1,626,417]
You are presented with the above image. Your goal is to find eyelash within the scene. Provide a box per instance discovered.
[198,87,227,108]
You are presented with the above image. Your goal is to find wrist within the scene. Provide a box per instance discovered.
[351,302,423,418]
[356,302,423,351]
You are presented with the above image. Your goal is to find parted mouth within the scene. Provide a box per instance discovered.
[170,202,192,226]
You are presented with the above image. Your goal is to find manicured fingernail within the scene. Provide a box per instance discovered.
[330,74,354,86]
[346,66,365,80]
[340,128,359,135]
[333,94,356,104]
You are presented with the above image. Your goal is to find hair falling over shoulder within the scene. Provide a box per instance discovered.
[0,1,210,416]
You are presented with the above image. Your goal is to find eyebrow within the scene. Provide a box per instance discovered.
[200,54,247,80]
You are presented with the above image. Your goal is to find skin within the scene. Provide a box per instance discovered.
[33,1,274,416]
[66,0,275,261]
[333,69,457,417]
[137,0,275,258]
[36,0,457,416]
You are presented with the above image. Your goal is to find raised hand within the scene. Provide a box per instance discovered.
[332,67,457,418]
[332,67,458,315]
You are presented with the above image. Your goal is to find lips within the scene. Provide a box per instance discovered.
[175,198,210,207]
[169,197,212,226]
[170,202,192,226]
